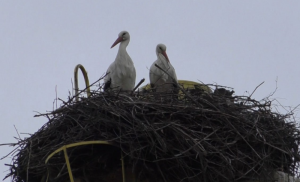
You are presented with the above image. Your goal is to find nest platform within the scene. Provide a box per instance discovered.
[3,84,300,182]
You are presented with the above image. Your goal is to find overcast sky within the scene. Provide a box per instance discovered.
[1,1,300,181]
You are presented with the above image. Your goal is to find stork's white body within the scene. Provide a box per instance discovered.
[149,44,177,92]
[104,31,136,91]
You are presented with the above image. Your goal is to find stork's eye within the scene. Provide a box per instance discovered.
[159,47,162,50]
[122,33,126,36]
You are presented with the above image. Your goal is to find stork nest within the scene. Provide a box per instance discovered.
[3,83,300,182]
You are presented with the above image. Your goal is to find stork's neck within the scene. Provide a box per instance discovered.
[115,39,132,64]
[117,39,129,55]
[157,54,170,68]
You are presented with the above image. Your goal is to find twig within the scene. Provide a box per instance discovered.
[131,78,145,95]
[249,81,264,98]
[14,125,21,140]
[72,73,108,102]
[34,74,107,117]
[56,85,58,109]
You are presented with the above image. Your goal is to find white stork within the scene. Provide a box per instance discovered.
[149,44,178,92]
[104,31,136,91]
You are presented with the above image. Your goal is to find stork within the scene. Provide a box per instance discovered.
[149,44,178,92]
[104,31,136,91]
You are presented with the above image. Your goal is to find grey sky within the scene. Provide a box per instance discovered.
[1,1,300,181]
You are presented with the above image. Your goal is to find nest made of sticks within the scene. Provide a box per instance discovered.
[3,83,300,182]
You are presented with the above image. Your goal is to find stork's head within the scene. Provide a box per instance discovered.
[111,31,130,48]
[156,44,169,62]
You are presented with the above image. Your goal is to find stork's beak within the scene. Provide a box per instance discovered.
[111,37,123,48]
[162,51,170,62]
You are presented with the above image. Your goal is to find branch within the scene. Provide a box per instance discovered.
[249,81,264,98]
[131,78,145,95]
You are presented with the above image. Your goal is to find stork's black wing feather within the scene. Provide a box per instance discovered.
[104,78,111,91]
